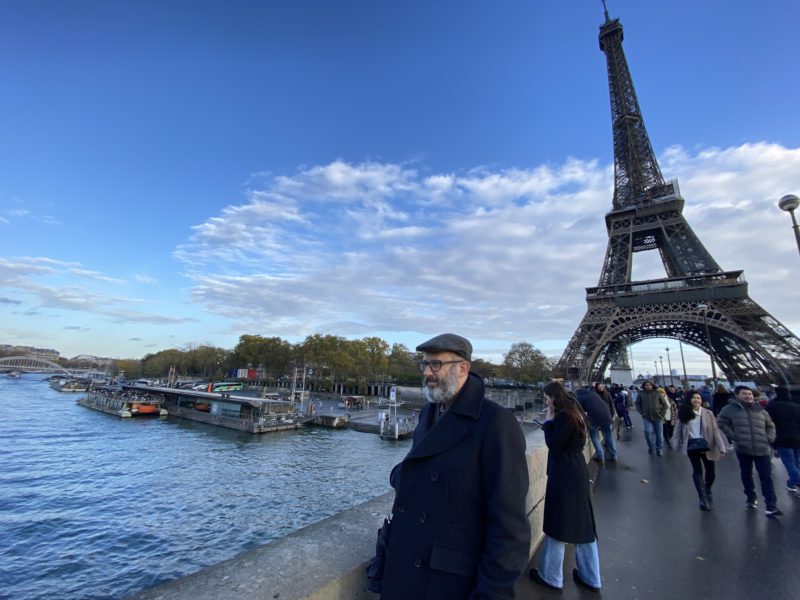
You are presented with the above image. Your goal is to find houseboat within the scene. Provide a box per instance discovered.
[50,377,91,392]
[77,388,168,418]
[125,384,306,433]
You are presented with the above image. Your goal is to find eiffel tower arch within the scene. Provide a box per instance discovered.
[557,8,800,385]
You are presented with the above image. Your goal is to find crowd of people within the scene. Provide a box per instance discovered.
[366,332,800,598]
[577,379,800,518]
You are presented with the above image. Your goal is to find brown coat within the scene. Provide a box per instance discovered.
[673,406,728,461]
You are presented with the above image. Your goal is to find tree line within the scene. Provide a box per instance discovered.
[2,337,556,392]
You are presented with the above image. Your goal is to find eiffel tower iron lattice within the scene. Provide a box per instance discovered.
[556,8,800,385]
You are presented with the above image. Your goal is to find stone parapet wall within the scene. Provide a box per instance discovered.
[128,427,588,600]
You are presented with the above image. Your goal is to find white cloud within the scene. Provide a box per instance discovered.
[135,274,158,285]
[69,269,126,285]
[0,256,195,326]
[175,143,800,354]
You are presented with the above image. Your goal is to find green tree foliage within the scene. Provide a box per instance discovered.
[139,346,232,380]
[232,335,293,382]
[124,334,555,391]
[499,342,554,384]
[387,343,421,383]
[113,358,142,379]
[296,334,354,392]
[469,357,496,380]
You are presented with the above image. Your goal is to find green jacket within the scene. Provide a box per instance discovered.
[635,385,668,421]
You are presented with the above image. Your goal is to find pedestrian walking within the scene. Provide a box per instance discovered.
[765,386,800,494]
[611,384,632,437]
[530,381,601,593]
[635,381,669,456]
[712,384,732,416]
[576,386,618,464]
[718,385,782,517]
[673,391,727,510]
[660,387,677,449]
[370,333,530,598]
[594,383,619,442]
[700,385,712,409]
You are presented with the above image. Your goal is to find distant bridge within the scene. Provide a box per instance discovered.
[0,355,72,375]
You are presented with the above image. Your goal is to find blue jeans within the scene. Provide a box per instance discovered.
[616,406,632,428]
[736,453,777,509]
[642,418,664,452]
[589,424,617,460]
[537,534,601,589]
[777,447,800,488]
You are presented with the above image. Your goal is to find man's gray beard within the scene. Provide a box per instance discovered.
[425,366,460,404]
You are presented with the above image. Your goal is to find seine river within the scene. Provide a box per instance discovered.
[0,375,411,600]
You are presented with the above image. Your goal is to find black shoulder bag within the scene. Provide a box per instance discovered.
[687,414,710,453]
[365,515,392,593]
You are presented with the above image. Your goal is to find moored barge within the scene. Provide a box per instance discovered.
[78,388,168,417]
[126,384,305,433]
[50,377,91,392]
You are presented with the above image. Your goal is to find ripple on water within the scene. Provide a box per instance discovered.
[0,379,408,599]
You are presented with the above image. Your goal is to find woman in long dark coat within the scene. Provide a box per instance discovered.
[530,381,601,592]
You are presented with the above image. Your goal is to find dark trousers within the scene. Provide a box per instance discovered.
[736,453,777,509]
[663,422,675,447]
[688,450,716,489]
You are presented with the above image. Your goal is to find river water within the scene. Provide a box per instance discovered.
[0,375,411,600]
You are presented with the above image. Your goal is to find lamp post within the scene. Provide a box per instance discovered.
[654,360,659,386]
[659,356,665,387]
[697,303,719,387]
[665,347,675,387]
[677,338,689,388]
[778,194,800,256]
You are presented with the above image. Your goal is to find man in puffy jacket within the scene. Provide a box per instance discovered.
[576,387,618,463]
[765,386,800,494]
[634,381,668,456]
[718,386,781,517]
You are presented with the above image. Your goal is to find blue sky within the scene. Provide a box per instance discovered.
[1,0,799,377]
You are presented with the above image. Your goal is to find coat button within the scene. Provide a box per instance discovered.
[419,512,427,523]
[414,557,422,568]
[430,472,439,482]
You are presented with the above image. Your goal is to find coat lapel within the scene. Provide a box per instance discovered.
[405,407,468,460]
[404,373,483,461]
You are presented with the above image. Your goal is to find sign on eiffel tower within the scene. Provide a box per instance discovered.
[557,6,800,385]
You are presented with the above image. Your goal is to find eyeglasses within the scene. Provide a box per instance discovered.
[418,360,463,373]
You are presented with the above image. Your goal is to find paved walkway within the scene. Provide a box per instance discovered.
[515,423,800,599]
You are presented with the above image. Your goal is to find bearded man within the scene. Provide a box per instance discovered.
[376,333,531,600]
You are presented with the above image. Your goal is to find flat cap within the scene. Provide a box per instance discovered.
[416,333,472,361]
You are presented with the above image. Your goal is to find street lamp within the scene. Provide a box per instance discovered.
[677,338,689,388]
[659,356,665,387]
[778,194,800,255]
[654,360,659,385]
[665,347,675,387]
[697,303,719,387]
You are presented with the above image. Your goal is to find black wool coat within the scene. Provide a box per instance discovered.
[542,411,597,544]
[766,399,800,448]
[380,373,531,600]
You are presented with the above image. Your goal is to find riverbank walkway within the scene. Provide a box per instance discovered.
[515,424,800,599]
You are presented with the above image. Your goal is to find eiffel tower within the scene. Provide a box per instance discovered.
[557,6,800,385]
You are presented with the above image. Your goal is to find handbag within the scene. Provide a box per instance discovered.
[365,516,392,593]
[687,436,710,453]
[687,412,710,453]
